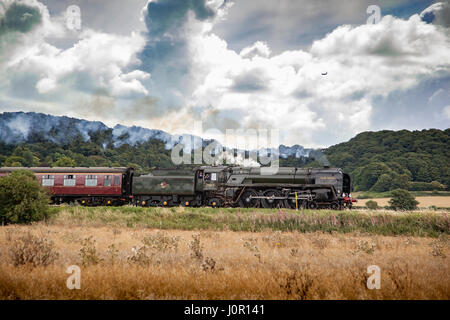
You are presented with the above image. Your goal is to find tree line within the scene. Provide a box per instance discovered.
[0,128,448,192]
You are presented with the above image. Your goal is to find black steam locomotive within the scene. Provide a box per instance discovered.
[133,166,355,209]
[0,166,355,209]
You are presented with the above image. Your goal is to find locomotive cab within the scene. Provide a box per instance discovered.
[342,173,352,194]
[196,166,227,191]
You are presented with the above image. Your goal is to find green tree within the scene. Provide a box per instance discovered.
[370,174,392,192]
[354,162,391,191]
[416,167,432,182]
[365,200,378,210]
[390,173,410,190]
[54,156,76,167]
[430,181,445,191]
[127,162,143,174]
[4,155,25,167]
[13,147,39,166]
[389,189,419,211]
[0,170,50,224]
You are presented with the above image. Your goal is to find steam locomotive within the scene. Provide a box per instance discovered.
[0,166,355,209]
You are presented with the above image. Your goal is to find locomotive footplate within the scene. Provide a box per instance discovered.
[249,195,313,200]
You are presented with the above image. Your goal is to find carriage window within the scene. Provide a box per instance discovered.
[85,175,97,187]
[104,175,111,186]
[63,175,76,186]
[42,175,54,186]
[114,176,120,185]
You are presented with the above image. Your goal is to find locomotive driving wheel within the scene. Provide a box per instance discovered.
[261,189,282,209]
[238,189,260,208]
[284,197,296,209]
[330,201,340,210]
[285,197,306,210]
[308,201,318,210]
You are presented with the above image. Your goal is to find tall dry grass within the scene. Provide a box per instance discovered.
[0,224,448,299]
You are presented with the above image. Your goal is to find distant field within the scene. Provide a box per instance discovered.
[355,191,450,199]
[359,196,450,208]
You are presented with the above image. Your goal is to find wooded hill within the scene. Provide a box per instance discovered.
[0,113,448,191]
[324,129,450,192]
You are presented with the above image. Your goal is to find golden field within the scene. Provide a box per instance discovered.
[361,196,450,208]
[0,222,449,299]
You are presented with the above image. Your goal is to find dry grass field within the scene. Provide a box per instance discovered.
[0,219,449,299]
[361,196,450,208]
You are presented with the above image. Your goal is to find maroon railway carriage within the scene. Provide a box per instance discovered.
[0,167,134,205]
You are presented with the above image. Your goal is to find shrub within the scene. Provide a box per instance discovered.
[352,240,376,255]
[79,236,103,266]
[242,237,261,262]
[9,232,59,267]
[189,234,204,262]
[0,170,50,224]
[142,231,180,252]
[278,269,314,300]
[408,181,446,191]
[365,200,379,210]
[311,237,330,250]
[127,245,151,266]
[389,189,419,211]
[430,181,446,191]
[408,182,433,191]
[106,244,119,265]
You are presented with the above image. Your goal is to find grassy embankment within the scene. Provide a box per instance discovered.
[45,206,450,237]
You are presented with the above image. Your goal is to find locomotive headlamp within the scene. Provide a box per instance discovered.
[163,201,167,206]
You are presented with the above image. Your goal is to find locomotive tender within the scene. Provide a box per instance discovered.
[0,166,355,209]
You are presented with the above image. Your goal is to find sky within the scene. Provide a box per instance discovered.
[0,0,449,148]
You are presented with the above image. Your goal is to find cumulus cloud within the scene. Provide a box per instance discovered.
[420,1,450,27]
[0,0,150,105]
[444,105,450,119]
[179,11,450,146]
[29,30,149,95]
[1,0,450,148]
[137,0,231,109]
[239,41,271,58]
[0,1,41,35]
